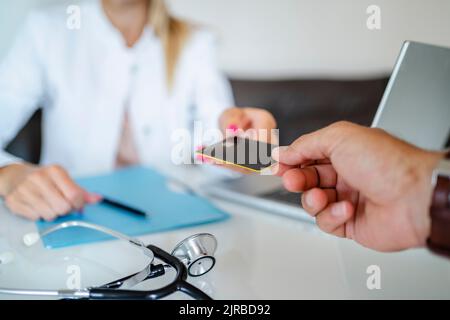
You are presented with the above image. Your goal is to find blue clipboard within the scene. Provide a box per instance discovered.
[36,166,230,249]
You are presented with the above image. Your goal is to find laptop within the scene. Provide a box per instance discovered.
[203,41,450,221]
[372,41,450,149]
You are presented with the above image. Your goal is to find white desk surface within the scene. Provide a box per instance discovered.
[0,166,449,300]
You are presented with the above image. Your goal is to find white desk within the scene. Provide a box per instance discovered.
[0,166,449,300]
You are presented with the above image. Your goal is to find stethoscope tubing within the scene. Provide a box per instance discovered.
[39,221,154,259]
[76,244,213,300]
[90,245,212,300]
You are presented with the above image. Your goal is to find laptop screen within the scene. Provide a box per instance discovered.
[372,41,450,151]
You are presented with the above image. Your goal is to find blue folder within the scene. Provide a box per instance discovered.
[36,166,230,249]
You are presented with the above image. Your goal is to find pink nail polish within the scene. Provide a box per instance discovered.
[86,193,103,204]
[227,124,239,133]
[196,154,213,164]
[196,154,206,163]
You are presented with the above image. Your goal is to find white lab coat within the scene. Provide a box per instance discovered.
[0,1,233,177]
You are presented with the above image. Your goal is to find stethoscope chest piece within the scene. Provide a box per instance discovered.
[171,233,217,277]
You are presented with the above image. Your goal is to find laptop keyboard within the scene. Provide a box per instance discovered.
[260,189,303,207]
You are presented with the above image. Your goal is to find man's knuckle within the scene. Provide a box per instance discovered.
[46,164,63,175]
[28,171,44,183]
[332,120,351,128]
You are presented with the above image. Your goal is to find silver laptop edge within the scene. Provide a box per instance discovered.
[372,41,450,150]
[372,41,410,128]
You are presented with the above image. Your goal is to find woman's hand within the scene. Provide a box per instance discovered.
[204,107,277,174]
[0,163,101,221]
[219,107,277,142]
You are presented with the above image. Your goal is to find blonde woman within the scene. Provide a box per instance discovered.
[0,0,276,221]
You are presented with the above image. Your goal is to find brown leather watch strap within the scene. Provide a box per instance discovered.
[427,151,450,257]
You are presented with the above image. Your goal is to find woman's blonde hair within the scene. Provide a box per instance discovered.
[148,0,191,89]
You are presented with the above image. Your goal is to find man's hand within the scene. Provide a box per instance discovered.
[0,163,101,221]
[273,121,443,252]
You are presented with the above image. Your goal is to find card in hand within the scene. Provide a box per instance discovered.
[196,136,277,173]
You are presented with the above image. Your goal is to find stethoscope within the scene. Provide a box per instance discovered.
[0,221,218,300]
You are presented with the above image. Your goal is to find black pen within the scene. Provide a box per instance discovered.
[101,197,148,218]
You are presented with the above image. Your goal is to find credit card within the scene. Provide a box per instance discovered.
[196,136,277,173]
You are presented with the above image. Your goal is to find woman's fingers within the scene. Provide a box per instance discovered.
[219,108,252,132]
[47,165,85,210]
[241,108,277,142]
[17,181,60,221]
[219,107,277,143]
[242,107,277,130]
[8,186,57,221]
[3,164,89,221]
[315,201,355,238]
[29,172,72,215]
[5,195,39,221]
[84,192,103,204]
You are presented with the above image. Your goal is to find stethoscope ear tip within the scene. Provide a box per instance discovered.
[23,232,41,247]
